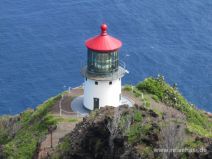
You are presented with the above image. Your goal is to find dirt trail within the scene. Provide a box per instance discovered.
[37,87,83,159]
[38,122,76,159]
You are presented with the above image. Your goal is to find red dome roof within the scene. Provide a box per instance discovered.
[85,24,122,52]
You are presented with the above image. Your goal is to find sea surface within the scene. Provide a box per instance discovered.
[0,0,212,115]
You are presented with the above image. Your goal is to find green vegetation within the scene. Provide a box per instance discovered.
[152,108,163,117]
[133,110,142,122]
[123,85,133,91]
[0,116,15,144]
[127,122,152,144]
[126,108,152,144]
[88,109,98,120]
[152,95,160,102]
[184,139,204,149]
[47,114,80,123]
[1,94,62,158]
[136,75,212,137]
[52,136,71,159]
[127,122,143,143]
[133,88,142,97]
[144,98,151,108]
[140,146,154,159]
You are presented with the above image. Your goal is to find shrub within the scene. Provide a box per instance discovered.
[20,108,34,123]
[127,123,143,143]
[136,76,165,100]
[152,95,159,102]
[134,92,141,97]
[184,139,204,149]
[136,76,212,137]
[124,85,133,91]
[134,110,142,122]
[146,100,151,108]
[143,97,150,108]
[133,88,142,97]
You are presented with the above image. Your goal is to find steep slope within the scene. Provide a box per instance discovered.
[51,76,212,159]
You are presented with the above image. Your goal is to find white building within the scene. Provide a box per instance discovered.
[81,24,127,110]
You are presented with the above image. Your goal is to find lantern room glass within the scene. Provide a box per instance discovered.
[87,49,119,74]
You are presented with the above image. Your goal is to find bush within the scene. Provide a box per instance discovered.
[134,110,142,122]
[127,123,143,143]
[184,139,204,149]
[127,123,151,144]
[136,76,165,100]
[124,85,133,91]
[143,97,150,108]
[136,76,212,137]
[133,88,142,97]
[152,95,159,102]
[146,100,151,108]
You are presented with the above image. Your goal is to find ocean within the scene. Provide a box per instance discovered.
[0,0,211,115]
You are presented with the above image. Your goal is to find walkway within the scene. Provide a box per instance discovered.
[38,87,84,159]
[38,122,77,159]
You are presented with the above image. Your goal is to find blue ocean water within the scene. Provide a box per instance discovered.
[0,0,211,115]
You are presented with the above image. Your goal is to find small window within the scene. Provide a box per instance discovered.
[109,81,112,85]
[85,77,87,81]
[119,94,121,101]
[95,81,98,85]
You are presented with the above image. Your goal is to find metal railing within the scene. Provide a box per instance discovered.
[80,60,128,80]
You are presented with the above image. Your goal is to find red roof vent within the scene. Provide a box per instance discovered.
[85,24,122,52]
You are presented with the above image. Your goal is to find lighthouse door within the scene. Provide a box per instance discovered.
[94,98,99,109]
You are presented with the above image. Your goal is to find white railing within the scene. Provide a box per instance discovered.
[119,60,126,70]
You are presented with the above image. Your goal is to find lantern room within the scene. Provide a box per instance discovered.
[87,50,119,74]
[85,24,122,75]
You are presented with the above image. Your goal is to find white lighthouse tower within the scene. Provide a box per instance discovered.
[81,24,127,110]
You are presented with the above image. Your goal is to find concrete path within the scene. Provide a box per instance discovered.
[71,95,90,115]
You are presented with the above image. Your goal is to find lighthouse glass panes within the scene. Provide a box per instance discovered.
[87,49,118,74]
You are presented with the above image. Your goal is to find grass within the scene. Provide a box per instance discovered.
[51,136,72,159]
[184,139,204,149]
[123,85,133,91]
[132,88,142,97]
[49,114,80,123]
[126,108,153,144]
[0,116,15,144]
[127,122,152,144]
[133,109,142,122]
[136,75,212,138]
[152,95,160,102]
[127,123,143,143]
[2,94,62,158]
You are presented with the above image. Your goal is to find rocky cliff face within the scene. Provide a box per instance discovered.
[52,106,140,159]
[52,104,212,159]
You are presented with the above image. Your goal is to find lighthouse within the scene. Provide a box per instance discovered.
[81,24,127,110]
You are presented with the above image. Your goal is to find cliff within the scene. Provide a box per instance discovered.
[0,76,211,159]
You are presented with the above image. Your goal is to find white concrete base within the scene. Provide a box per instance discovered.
[71,95,133,114]
[83,78,122,110]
